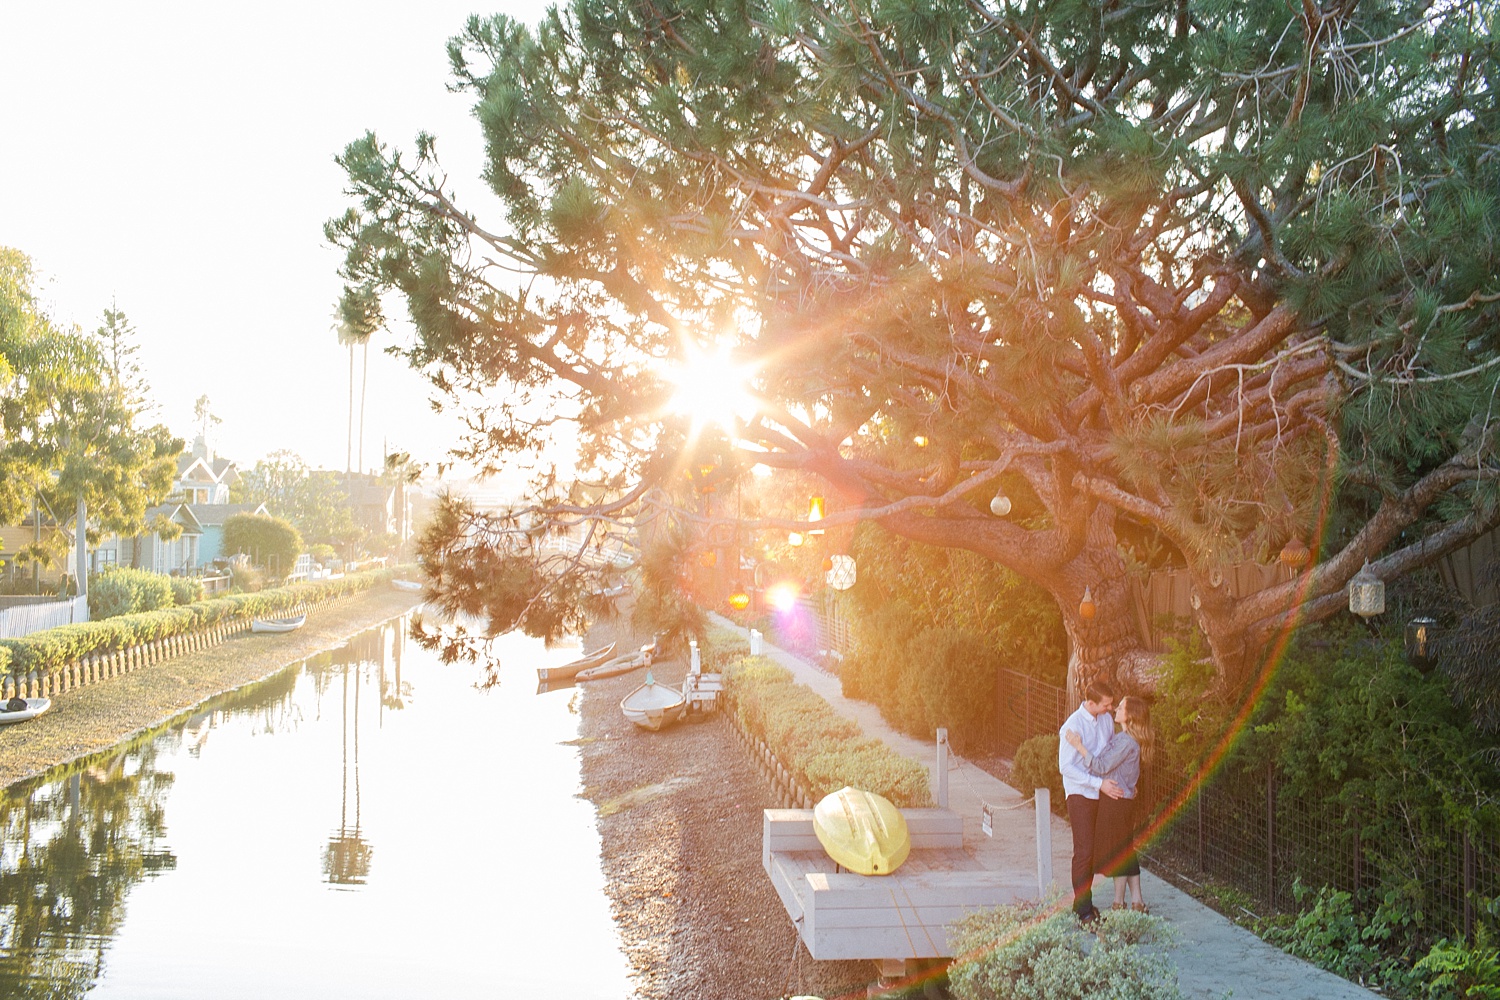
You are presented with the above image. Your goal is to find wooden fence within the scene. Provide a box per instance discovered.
[0,596,89,640]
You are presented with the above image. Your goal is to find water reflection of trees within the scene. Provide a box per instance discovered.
[0,615,412,993]
[0,745,177,999]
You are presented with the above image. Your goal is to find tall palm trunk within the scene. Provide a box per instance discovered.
[358,340,369,475]
[346,343,355,476]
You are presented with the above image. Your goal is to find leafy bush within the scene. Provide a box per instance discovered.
[948,901,1181,1000]
[169,576,204,606]
[2,567,394,677]
[222,512,302,578]
[1011,734,1064,813]
[1415,921,1500,1000]
[89,567,175,620]
[725,652,933,808]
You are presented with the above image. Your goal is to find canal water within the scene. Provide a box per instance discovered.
[0,616,633,999]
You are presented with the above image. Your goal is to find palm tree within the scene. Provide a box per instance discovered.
[335,286,381,477]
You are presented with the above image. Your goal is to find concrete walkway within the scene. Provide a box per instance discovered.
[714,616,1379,1000]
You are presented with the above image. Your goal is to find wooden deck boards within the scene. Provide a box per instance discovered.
[763,808,1036,963]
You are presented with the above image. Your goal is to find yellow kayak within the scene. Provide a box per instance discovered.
[813,787,911,875]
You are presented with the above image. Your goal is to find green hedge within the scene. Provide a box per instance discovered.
[722,649,934,808]
[1,568,395,678]
[89,567,176,620]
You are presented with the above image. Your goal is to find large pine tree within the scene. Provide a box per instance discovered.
[331,0,1499,696]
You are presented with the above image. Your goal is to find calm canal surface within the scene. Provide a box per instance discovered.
[0,616,632,999]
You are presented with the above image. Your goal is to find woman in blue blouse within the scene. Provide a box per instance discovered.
[1063,695,1153,912]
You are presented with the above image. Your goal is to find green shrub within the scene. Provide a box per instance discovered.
[170,577,205,606]
[725,653,933,808]
[1010,734,1064,813]
[914,627,1000,751]
[1415,925,1500,999]
[89,567,176,619]
[2,567,394,678]
[948,901,1181,1000]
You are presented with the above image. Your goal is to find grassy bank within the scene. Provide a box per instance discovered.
[0,587,423,790]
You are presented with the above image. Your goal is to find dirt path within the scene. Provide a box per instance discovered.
[575,620,872,1000]
[0,588,423,789]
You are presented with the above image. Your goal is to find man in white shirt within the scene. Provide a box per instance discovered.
[1058,679,1119,922]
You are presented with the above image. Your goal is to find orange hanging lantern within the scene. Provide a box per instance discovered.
[821,556,834,572]
[1279,536,1310,570]
[728,588,751,611]
[699,550,717,568]
[1078,586,1096,621]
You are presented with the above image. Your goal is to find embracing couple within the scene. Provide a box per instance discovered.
[1058,679,1153,923]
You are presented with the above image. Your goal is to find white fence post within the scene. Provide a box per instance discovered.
[936,728,949,809]
[1035,788,1054,897]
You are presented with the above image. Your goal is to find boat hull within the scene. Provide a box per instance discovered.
[250,615,306,634]
[536,642,617,682]
[813,787,912,875]
[575,652,646,682]
[620,677,686,731]
[0,697,50,725]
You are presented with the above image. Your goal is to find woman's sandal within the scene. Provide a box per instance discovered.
[1131,903,1151,914]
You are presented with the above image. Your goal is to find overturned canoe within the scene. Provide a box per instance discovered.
[813,786,911,876]
[537,641,617,682]
[391,579,423,593]
[251,614,306,634]
[0,697,51,725]
[620,673,686,731]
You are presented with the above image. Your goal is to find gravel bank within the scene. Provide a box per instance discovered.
[0,588,423,789]
[574,620,872,1000]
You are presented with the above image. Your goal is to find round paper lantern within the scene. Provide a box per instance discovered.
[826,555,857,591]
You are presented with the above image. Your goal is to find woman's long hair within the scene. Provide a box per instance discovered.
[1120,696,1154,767]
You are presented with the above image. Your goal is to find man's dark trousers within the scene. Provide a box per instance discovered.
[1066,793,1099,918]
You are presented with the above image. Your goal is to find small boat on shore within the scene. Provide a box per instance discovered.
[813,786,911,875]
[391,579,423,593]
[620,672,686,731]
[536,642,617,682]
[576,651,646,682]
[0,697,51,725]
[251,614,306,634]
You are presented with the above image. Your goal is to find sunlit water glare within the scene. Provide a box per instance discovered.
[0,616,631,999]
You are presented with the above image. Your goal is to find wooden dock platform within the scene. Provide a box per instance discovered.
[763,808,1036,973]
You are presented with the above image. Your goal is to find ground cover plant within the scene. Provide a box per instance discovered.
[947,900,1181,1000]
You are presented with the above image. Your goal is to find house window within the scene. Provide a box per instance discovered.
[96,549,117,569]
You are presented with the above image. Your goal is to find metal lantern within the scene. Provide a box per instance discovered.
[807,496,825,535]
[1078,585,1096,621]
[826,554,857,591]
[1405,616,1438,673]
[1348,562,1385,619]
[989,492,1012,517]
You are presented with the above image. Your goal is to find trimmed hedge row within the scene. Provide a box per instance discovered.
[1,569,397,678]
[722,650,934,809]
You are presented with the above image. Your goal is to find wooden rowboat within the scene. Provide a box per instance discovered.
[536,641,617,682]
[391,579,423,593]
[0,697,51,725]
[250,614,306,634]
[620,673,686,731]
[812,786,912,875]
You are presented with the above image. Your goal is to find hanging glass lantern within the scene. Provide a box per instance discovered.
[1348,562,1385,619]
[1279,536,1311,570]
[807,496,825,535]
[826,554,857,591]
[1405,616,1438,673]
[821,556,834,572]
[989,492,1012,517]
[728,587,751,611]
[698,550,717,568]
[1078,585,1096,621]
[788,531,804,547]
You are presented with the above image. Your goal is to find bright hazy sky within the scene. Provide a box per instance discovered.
[0,2,548,490]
